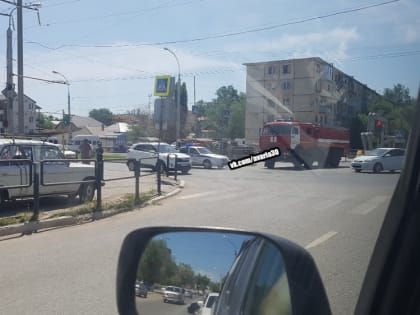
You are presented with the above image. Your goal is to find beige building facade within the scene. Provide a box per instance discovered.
[244,57,379,145]
[0,94,40,135]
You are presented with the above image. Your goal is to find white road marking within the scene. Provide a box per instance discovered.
[176,191,217,200]
[351,195,390,215]
[312,198,347,211]
[305,231,338,249]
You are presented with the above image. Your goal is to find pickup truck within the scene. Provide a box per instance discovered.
[0,139,97,206]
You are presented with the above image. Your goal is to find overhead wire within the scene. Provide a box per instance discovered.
[24,0,400,49]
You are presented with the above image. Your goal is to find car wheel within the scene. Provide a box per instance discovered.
[181,168,189,174]
[79,181,95,203]
[373,163,383,173]
[127,160,135,171]
[355,169,362,173]
[0,190,5,207]
[203,160,212,169]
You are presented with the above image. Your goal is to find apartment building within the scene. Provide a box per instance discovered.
[244,57,380,144]
[0,94,40,135]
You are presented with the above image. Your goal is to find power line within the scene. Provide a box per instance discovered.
[24,0,400,49]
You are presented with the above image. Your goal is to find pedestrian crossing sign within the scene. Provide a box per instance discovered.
[154,75,171,97]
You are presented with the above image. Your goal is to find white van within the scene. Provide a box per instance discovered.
[68,135,100,153]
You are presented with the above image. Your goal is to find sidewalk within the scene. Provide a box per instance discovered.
[0,175,185,239]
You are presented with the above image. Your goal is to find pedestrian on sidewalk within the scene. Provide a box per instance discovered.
[80,138,92,164]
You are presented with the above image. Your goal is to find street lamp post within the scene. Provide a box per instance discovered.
[163,47,181,146]
[52,71,72,142]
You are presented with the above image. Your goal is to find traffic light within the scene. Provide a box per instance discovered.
[374,120,383,137]
[63,114,70,126]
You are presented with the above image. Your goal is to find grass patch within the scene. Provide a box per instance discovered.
[102,153,127,161]
[48,190,157,219]
[0,212,33,226]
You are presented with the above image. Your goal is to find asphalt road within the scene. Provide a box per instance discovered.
[0,162,399,314]
[136,293,199,315]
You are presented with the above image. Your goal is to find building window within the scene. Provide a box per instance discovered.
[267,66,275,75]
[282,81,291,90]
[282,98,290,106]
[28,103,33,110]
[29,116,34,123]
[315,115,318,123]
[327,84,331,91]
[268,100,275,107]
[282,64,290,74]
[316,64,321,73]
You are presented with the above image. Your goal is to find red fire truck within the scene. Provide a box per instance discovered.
[259,119,350,169]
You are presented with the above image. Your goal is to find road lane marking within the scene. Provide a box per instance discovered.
[351,195,389,215]
[305,231,338,249]
[176,191,217,200]
[312,198,348,211]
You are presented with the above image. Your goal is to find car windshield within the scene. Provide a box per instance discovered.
[206,296,218,308]
[196,147,212,154]
[1,1,417,315]
[158,144,178,153]
[365,148,389,156]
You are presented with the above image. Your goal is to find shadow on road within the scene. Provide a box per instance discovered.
[0,196,80,218]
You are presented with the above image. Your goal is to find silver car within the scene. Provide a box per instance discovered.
[351,148,405,173]
[179,146,229,169]
[163,286,185,304]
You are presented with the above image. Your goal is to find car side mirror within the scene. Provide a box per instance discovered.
[116,227,331,315]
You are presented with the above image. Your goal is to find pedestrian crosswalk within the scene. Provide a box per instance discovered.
[176,189,390,216]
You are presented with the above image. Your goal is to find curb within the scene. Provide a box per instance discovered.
[0,179,185,238]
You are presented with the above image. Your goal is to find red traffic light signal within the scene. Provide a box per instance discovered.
[375,120,383,127]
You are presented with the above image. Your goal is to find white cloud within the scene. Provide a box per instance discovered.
[226,27,360,63]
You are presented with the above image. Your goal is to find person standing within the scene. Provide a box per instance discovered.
[79,138,92,164]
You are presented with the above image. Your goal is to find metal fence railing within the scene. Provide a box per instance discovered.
[0,151,181,222]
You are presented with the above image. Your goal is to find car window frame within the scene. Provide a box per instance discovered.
[355,94,420,314]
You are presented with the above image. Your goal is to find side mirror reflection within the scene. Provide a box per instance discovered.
[116,227,332,315]
[134,231,292,315]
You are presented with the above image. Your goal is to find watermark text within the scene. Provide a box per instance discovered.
[228,148,280,170]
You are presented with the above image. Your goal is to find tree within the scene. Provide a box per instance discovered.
[89,108,113,126]
[195,273,211,291]
[384,84,412,107]
[36,113,55,129]
[364,84,416,139]
[137,239,176,285]
[158,80,189,143]
[202,85,246,139]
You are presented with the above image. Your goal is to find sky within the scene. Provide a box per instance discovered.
[0,0,418,118]
[156,231,250,282]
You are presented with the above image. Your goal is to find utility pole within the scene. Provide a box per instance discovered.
[163,47,181,146]
[17,0,24,135]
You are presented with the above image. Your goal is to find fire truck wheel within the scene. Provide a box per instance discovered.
[265,159,275,169]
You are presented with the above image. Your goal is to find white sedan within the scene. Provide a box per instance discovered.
[351,148,405,173]
[179,146,229,169]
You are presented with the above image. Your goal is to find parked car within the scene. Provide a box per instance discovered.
[198,292,219,315]
[134,281,147,298]
[179,146,229,169]
[0,139,97,205]
[126,142,191,174]
[185,290,193,298]
[163,286,185,304]
[351,147,405,173]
